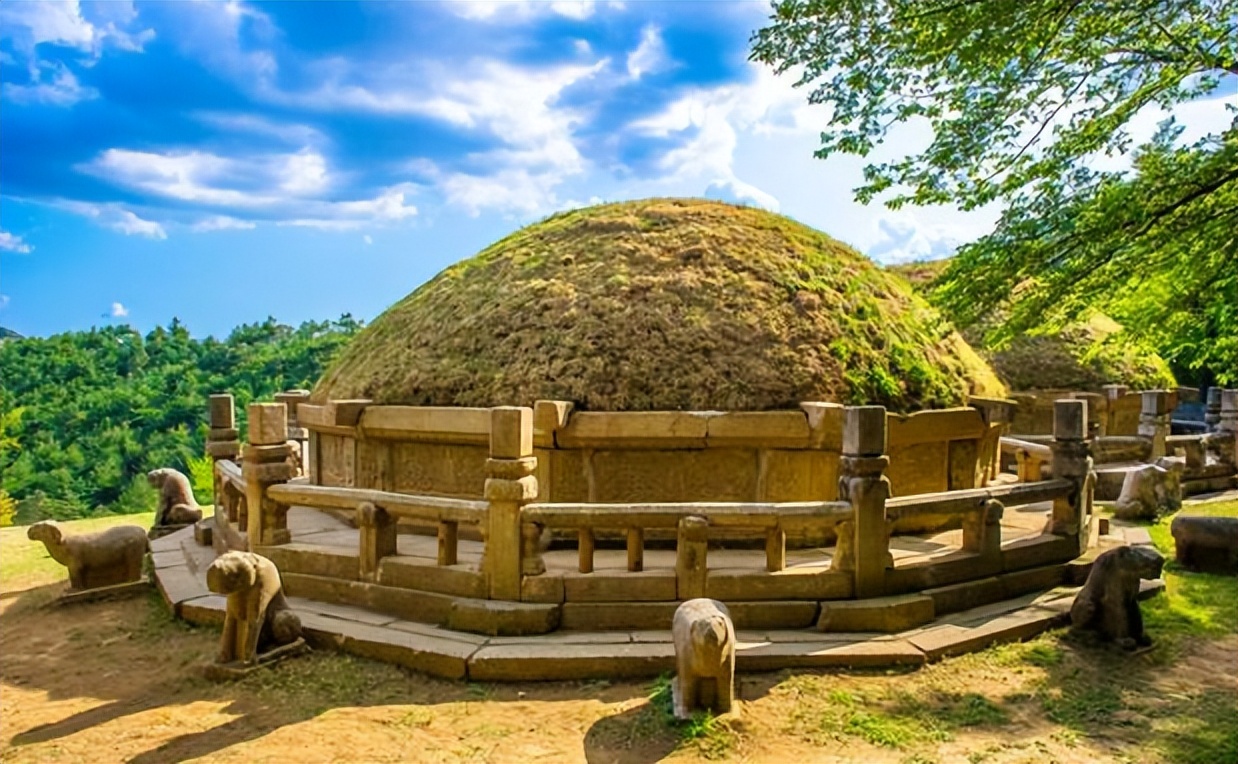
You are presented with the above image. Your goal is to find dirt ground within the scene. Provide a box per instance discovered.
[2,515,1236,764]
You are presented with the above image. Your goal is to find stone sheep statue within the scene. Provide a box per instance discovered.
[1113,462,1181,521]
[206,551,303,667]
[1070,545,1164,651]
[26,521,148,591]
[147,468,204,527]
[1171,515,1238,575]
[671,598,736,719]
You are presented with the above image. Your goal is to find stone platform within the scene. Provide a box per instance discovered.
[150,509,1163,681]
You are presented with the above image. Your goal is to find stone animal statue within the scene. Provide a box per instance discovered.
[26,520,148,591]
[1171,515,1238,575]
[1113,462,1181,521]
[1070,545,1164,651]
[286,440,303,478]
[147,468,204,526]
[206,551,302,665]
[671,598,736,719]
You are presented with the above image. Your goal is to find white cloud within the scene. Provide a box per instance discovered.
[81,147,331,205]
[573,39,592,55]
[0,294,9,310]
[626,25,668,80]
[860,210,994,265]
[0,1,95,51]
[0,230,33,254]
[363,235,373,244]
[704,178,779,212]
[443,0,604,21]
[191,215,257,232]
[275,185,419,229]
[193,112,326,146]
[2,61,98,106]
[110,301,129,317]
[55,199,167,239]
[0,0,153,57]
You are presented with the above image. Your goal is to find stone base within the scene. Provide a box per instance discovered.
[149,523,193,540]
[202,638,310,682]
[193,519,214,546]
[57,579,150,606]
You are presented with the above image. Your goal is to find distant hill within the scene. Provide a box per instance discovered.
[0,327,23,342]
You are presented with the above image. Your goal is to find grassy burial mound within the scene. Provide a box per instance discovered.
[315,199,1006,412]
[888,259,1176,392]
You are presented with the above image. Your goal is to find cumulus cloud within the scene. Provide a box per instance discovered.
[861,211,992,265]
[110,301,129,317]
[0,0,154,58]
[54,200,167,238]
[704,179,779,212]
[81,147,331,206]
[2,61,98,106]
[626,25,669,80]
[192,112,326,146]
[0,230,33,254]
[191,215,257,232]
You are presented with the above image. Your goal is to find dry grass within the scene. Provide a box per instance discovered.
[314,198,1005,412]
[887,260,1176,392]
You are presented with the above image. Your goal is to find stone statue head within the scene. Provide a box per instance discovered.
[26,520,63,545]
[206,552,258,594]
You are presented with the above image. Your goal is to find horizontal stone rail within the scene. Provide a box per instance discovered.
[267,483,487,524]
[1000,437,1052,482]
[886,478,1072,518]
[1166,433,1207,472]
[267,483,488,577]
[522,500,851,575]
[214,459,248,527]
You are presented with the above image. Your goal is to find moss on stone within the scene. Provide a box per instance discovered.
[313,199,1006,412]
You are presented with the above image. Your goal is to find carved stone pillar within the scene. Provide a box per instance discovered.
[274,389,311,476]
[206,394,240,509]
[485,406,537,600]
[1204,387,1223,430]
[1050,399,1093,552]
[244,403,295,547]
[838,406,891,599]
[1138,390,1172,460]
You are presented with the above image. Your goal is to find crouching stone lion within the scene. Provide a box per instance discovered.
[672,598,736,719]
[206,551,303,667]
[1070,545,1164,651]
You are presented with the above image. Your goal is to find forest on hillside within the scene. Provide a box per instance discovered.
[0,316,362,525]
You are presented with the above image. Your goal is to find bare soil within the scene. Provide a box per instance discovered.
[2,574,1234,764]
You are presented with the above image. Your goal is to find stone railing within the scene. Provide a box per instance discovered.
[266,483,486,580]
[214,460,248,527]
[221,397,1093,605]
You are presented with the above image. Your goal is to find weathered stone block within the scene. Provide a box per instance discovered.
[1053,399,1087,441]
[446,598,560,636]
[817,594,935,633]
[210,394,235,429]
[844,406,887,456]
[490,406,533,459]
[248,403,289,446]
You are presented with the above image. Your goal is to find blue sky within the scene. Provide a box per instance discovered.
[1,1,1233,339]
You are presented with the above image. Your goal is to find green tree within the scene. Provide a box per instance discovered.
[751,0,1238,383]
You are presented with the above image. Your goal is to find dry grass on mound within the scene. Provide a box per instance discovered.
[315,199,1005,413]
[886,261,1176,393]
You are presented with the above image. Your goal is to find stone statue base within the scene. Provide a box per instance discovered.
[57,579,150,606]
[193,519,214,547]
[202,637,309,682]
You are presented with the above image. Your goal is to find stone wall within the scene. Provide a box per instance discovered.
[301,401,1006,510]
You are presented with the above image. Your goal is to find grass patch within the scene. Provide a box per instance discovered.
[647,674,738,760]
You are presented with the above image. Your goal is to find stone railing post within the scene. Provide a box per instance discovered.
[485,406,537,600]
[357,501,397,582]
[1204,387,1223,430]
[1050,399,1092,552]
[1102,384,1127,435]
[1208,390,1238,470]
[274,389,311,476]
[1138,390,1172,460]
[837,406,892,599]
[206,394,241,518]
[243,403,295,547]
[676,515,709,600]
